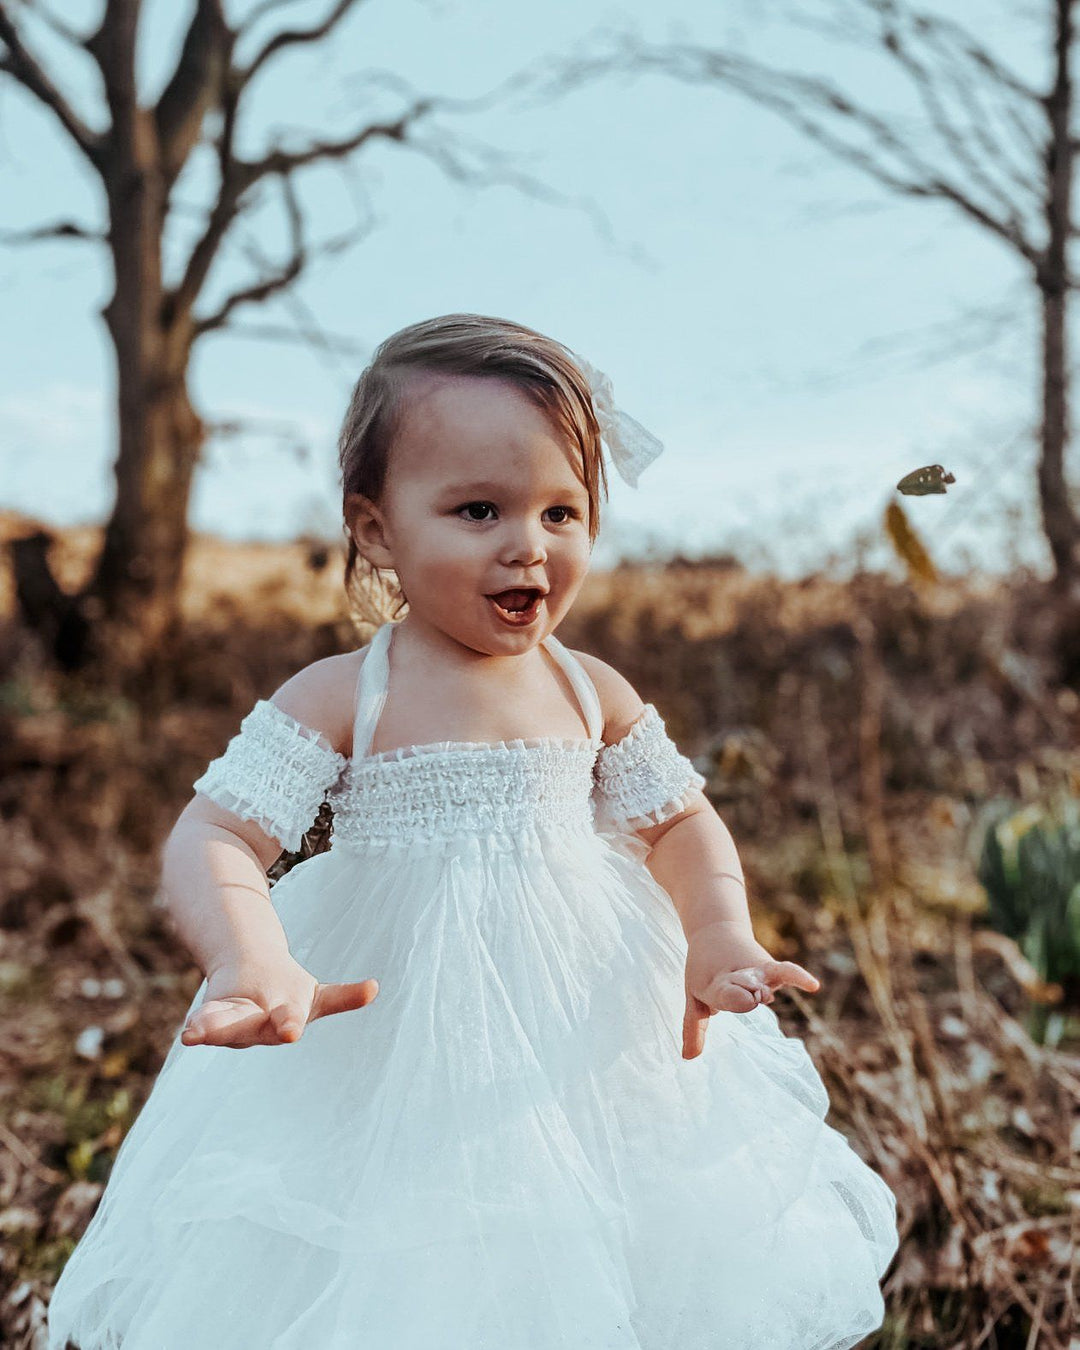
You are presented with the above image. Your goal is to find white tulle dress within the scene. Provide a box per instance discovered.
[47,620,898,1350]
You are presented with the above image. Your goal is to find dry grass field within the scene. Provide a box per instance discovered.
[1,512,1078,1348]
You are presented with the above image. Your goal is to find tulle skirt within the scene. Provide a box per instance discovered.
[47,824,898,1349]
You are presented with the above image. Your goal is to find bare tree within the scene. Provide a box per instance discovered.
[0,1,586,675]
[557,0,1080,602]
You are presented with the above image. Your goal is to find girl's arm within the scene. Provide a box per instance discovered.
[576,650,757,937]
[162,651,377,1048]
[161,794,292,980]
[576,651,819,1059]
[162,651,357,972]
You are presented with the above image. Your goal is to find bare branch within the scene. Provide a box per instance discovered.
[871,9,1039,226]
[83,0,140,143]
[905,6,1043,104]
[205,411,309,442]
[913,8,1045,196]
[406,125,617,251]
[155,0,231,188]
[0,217,104,244]
[10,0,89,46]
[195,173,383,345]
[225,250,370,381]
[578,36,1044,270]
[826,0,1042,103]
[0,3,101,162]
[241,97,434,183]
[766,1,1049,216]
[167,94,429,332]
[193,173,306,335]
[184,72,619,355]
[240,0,359,86]
[237,0,302,39]
[216,159,380,381]
[165,69,245,326]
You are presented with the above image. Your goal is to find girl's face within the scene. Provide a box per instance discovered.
[348,373,594,658]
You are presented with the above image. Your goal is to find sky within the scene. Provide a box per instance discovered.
[0,0,1064,578]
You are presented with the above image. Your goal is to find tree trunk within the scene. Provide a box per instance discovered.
[86,361,204,666]
[1038,285,1080,596]
[76,91,204,680]
[1039,0,1080,602]
[10,346,205,682]
[7,91,205,684]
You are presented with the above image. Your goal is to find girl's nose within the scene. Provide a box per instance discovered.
[501,523,547,567]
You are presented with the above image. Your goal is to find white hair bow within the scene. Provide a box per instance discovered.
[572,353,664,488]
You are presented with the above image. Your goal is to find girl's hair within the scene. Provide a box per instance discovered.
[338,313,608,625]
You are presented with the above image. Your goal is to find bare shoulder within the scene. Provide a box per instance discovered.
[270,647,367,757]
[566,649,646,745]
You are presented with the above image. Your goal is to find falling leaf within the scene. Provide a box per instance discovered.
[897,464,956,495]
[884,500,938,583]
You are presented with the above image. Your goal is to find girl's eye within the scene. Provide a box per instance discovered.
[455,502,581,524]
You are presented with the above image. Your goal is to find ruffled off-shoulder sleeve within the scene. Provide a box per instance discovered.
[591,703,706,835]
[192,700,348,853]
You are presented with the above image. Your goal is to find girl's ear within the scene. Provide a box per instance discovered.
[344,492,395,571]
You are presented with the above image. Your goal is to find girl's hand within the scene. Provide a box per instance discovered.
[682,921,820,1060]
[180,951,379,1050]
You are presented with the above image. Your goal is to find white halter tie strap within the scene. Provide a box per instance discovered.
[351,622,393,759]
[350,623,603,759]
[543,634,603,743]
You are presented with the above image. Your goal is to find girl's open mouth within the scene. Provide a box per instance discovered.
[487,589,545,627]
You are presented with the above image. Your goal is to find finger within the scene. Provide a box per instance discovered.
[709,984,762,1015]
[310,978,381,1022]
[704,969,766,1013]
[682,994,710,1059]
[270,1002,305,1043]
[763,961,821,993]
[727,967,766,994]
[183,999,263,1036]
[183,999,273,1048]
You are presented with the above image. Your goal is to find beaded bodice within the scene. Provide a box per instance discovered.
[192,621,707,853]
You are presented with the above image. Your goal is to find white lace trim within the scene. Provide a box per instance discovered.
[592,704,706,834]
[362,735,600,764]
[192,700,348,853]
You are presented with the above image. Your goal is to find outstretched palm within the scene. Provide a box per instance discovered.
[181,955,379,1050]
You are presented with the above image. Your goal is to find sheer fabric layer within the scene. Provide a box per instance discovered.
[46,821,897,1350]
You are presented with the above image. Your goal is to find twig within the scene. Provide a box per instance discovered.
[0,1120,65,1185]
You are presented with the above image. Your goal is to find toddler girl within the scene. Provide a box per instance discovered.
[47,314,898,1350]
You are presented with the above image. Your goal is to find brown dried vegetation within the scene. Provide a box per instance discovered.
[0,517,1078,1348]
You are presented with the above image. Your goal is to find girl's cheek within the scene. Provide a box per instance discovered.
[571,535,593,566]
